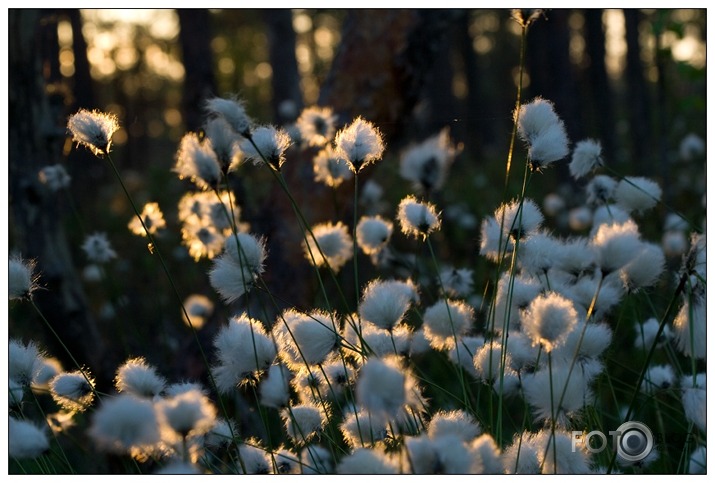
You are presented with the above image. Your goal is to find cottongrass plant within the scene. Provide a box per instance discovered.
[9,14,705,474]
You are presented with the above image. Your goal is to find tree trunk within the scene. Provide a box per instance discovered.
[624,9,651,173]
[263,9,304,124]
[177,9,217,132]
[318,9,459,141]
[9,10,110,384]
[583,9,616,163]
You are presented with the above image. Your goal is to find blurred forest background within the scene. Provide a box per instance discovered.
[8,9,706,387]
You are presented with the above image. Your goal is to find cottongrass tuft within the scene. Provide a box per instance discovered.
[127,202,166,237]
[115,357,167,399]
[399,127,458,193]
[50,371,95,412]
[181,294,214,329]
[428,410,481,442]
[439,267,474,298]
[259,364,292,408]
[356,215,393,255]
[203,117,242,170]
[174,132,222,190]
[337,448,399,474]
[88,394,160,453]
[515,97,569,170]
[569,139,603,179]
[522,364,593,424]
[274,309,339,368]
[340,406,389,447]
[494,198,544,240]
[358,278,417,330]
[156,389,217,442]
[9,339,43,386]
[240,125,292,171]
[312,145,353,188]
[38,164,71,191]
[334,116,385,173]
[397,195,441,239]
[81,232,117,264]
[235,441,272,474]
[282,404,326,443]
[212,314,277,391]
[680,373,706,433]
[9,416,49,459]
[422,299,474,351]
[204,97,252,137]
[521,292,578,352]
[356,356,406,418]
[9,256,39,301]
[672,292,706,360]
[297,106,337,147]
[303,221,353,271]
[614,176,662,213]
[67,108,119,156]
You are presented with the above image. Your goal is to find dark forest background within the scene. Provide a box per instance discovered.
[8,9,706,387]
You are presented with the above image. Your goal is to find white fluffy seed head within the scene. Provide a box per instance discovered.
[204,97,252,137]
[223,232,267,274]
[115,357,166,398]
[303,221,353,272]
[634,317,672,350]
[448,336,484,377]
[618,242,665,292]
[182,294,214,330]
[494,198,544,241]
[356,216,393,255]
[240,125,292,171]
[312,145,353,188]
[9,416,50,459]
[521,292,578,352]
[356,356,406,417]
[259,364,292,409]
[397,195,441,239]
[614,176,662,213]
[337,448,398,474]
[157,389,216,441]
[127,202,166,237]
[473,342,512,383]
[212,314,276,392]
[641,364,676,394]
[274,309,339,368]
[9,339,43,386]
[591,220,642,275]
[681,373,706,433]
[208,254,256,304]
[399,127,457,193]
[88,394,160,453]
[282,404,325,443]
[9,256,38,301]
[586,175,617,206]
[569,138,603,179]
[428,410,481,442]
[174,132,221,190]
[673,298,706,360]
[439,267,474,298]
[38,164,71,191]
[81,232,117,264]
[204,117,242,170]
[50,371,95,412]
[358,278,416,330]
[340,407,388,447]
[67,109,119,156]
[422,299,474,351]
[297,106,336,147]
[522,365,592,424]
[515,98,569,170]
[334,116,385,173]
